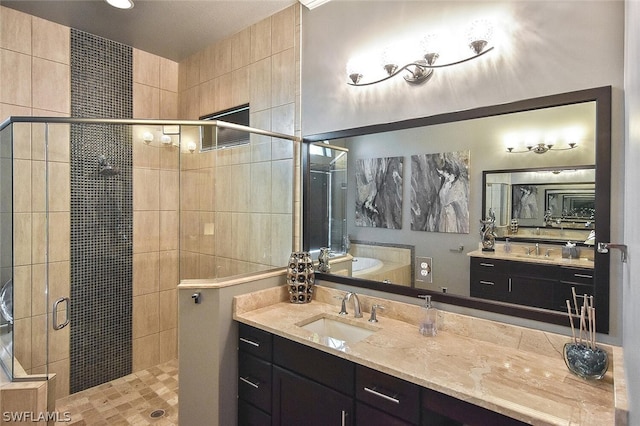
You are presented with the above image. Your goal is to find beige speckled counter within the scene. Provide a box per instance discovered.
[467,248,595,269]
[233,285,627,426]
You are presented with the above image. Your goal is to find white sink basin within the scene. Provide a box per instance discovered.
[297,316,376,350]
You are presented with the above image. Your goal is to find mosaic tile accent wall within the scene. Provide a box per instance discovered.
[70,29,133,393]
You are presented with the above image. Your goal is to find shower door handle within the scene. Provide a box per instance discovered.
[53,297,70,330]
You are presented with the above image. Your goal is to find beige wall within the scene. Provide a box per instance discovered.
[177,4,301,279]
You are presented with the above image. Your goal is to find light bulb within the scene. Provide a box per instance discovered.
[187,141,197,153]
[142,132,154,144]
[105,0,134,9]
[161,135,173,145]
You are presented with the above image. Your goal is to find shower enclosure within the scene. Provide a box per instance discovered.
[0,116,298,398]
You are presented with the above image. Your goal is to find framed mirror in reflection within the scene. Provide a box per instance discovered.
[303,86,611,333]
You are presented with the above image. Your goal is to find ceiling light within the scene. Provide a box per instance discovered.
[105,0,134,10]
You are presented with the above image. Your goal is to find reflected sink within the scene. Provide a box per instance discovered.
[297,316,376,349]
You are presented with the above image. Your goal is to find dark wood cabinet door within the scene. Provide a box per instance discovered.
[272,365,353,426]
[508,275,555,310]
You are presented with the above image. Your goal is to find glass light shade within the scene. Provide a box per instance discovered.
[105,0,134,9]
[466,19,493,54]
[346,57,365,84]
[420,33,441,65]
[380,48,400,74]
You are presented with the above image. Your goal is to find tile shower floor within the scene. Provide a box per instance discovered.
[55,359,178,425]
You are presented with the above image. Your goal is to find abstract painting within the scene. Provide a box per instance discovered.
[410,151,470,233]
[355,157,403,228]
[512,184,539,219]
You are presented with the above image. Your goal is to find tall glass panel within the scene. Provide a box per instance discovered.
[0,123,14,379]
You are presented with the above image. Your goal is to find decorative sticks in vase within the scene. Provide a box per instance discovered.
[563,287,609,379]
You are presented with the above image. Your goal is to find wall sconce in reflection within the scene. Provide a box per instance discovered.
[187,141,197,153]
[347,19,494,86]
[142,132,154,144]
[161,135,173,146]
[504,128,582,154]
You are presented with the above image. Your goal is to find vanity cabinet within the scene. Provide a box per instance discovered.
[238,323,527,426]
[470,257,594,312]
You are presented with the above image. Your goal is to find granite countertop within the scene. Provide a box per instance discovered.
[467,248,595,269]
[233,285,627,426]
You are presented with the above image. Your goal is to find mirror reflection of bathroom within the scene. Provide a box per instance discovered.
[308,142,349,256]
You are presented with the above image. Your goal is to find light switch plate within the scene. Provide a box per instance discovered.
[415,256,432,283]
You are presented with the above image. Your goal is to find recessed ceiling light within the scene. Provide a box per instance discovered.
[105,0,134,9]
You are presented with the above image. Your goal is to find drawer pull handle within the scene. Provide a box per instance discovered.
[363,387,400,404]
[240,376,260,389]
[574,273,593,279]
[239,337,260,347]
[479,280,495,286]
[479,263,494,267]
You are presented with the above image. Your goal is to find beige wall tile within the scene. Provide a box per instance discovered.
[231,163,251,212]
[30,314,47,368]
[231,142,251,165]
[13,265,32,320]
[49,312,70,362]
[133,292,159,338]
[0,6,32,54]
[159,329,177,363]
[180,210,200,253]
[250,161,271,213]
[215,73,233,113]
[199,44,217,84]
[272,6,295,54]
[159,289,177,331]
[271,102,296,138]
[0,49,31,106]
[47,161,70,212]
[48,211,70,262]
[32,58,70,113]
[213,38,233,78]
[248,214,271,264]
[159,210,179,251]
[232,213,250,260]
[0,110,31,157]
[13,317,32,371]
[49,358,70,398]
[249,57,272,112]
[250,111,272,162]
[159,250,179,291]
[13,159,32,212]
[133,136,160,169]
[232,66,250,107]
[179,250,199,280]
[272,48,296,107]
[159,144,179,170]
[198,168,215,211]
[133,334,159,372]
[160,57,179,92]
[180,169,199,210]
[30,263,46,316]
[48,260,70,301]
[46,123,71,163]
[160,90,178,119]
[31,160,45,212]
[133,210,160,253]
[134,168,160,211]
[271,159,293,214]
[232,27,251,70]
[133,48,160,86]
[133,83,160,119]
[14,213,32,266]
[199,79,216,117]
[133,252,159,296]
[184,52,201,90]
[214,212,232,258]
[159,170,179,210]
[179,86,200,119]
[198,254,217,278]
[32,17,70,64]
[251,17,272,63]
[199,212,215,255]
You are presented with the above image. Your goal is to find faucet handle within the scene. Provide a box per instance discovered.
[334,295,349,315]
[368,304,385,323]
[545,248,554,257]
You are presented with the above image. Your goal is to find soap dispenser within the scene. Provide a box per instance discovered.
[418,295,437,336]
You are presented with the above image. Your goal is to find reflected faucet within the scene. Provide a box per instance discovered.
[535,243,540,256]
[345,292,363,318]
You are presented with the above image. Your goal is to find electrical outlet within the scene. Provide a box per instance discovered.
[415,256,432,283]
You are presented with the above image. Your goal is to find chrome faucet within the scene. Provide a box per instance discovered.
[535,243,540,256]
[345,292,363,318]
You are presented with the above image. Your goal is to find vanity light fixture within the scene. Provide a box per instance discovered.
[346,19,494,86]
[142,132,154,144]
[105,0,134,9]
[506,142,578,154]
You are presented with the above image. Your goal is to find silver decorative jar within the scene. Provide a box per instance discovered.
[287,251,315,303]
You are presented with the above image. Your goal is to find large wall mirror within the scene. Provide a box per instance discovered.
[303,86,611,333]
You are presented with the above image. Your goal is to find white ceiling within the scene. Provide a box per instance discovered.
[2,0,298,62]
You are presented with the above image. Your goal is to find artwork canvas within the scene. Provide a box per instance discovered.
[410,151,470,233]
[355,157,403,228]
[512,185,539,219]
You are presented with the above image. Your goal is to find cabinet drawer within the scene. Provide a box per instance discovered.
[509,261,554,278]
[470,257,509,273]
[239,323,273,361]
[356,365,419,424]
[554,281,594,312]
[238,398,271,426]
[356,402,415,426]
[273,335,354,396]
[559,267,594,285]
[422,387,527,426]
[469,271,510,302]
[238,351,272,413]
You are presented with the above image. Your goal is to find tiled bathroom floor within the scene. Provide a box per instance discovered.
[54,359,178,425]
